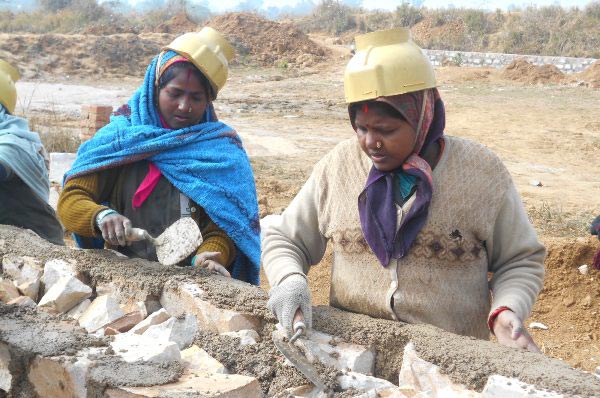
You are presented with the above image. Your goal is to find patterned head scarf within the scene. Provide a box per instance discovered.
[355,88,446,267]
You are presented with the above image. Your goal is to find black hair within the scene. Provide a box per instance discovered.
[157,62,213,99]
[348,100,406,124]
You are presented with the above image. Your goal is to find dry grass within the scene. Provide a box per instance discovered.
[528,201,595,237]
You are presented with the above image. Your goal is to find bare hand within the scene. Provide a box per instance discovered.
[192,251,231,277]
[493,310,541,353]
[99,214,132,247]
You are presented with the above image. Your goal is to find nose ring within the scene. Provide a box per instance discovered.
[187,106,192,113]
[376,141,382,149]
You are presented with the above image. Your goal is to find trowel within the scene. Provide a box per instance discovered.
[272,321,333,398]
[126,217,203,266]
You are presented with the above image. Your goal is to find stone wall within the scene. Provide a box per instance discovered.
[424,49,597,73]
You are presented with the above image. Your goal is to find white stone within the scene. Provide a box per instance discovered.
[17,279,40,301]
[78,295,125,333]
[0,278,21,303]
[579,264,589,275]
[65,299,91,320]
[142,314,198,350]
[1,255,25,280]
[285,327,375,374]
[42,259,79,294]
[27,347,101,398]
[37,276,92,313]
[110,333,181,364]
[398,342,481,398]
[0,343,11,393]
[49,152,76,184]
[160,282,261,334]
[181,345,228,374]
[105,369,261,398]
[337,371,396,391]
[482,375,563,397]
[529,322,549,330]
[221,329,260,347]
[7,296,36,307]
[129,308,170,334]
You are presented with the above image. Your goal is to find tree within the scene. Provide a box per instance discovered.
[38,0,72,12]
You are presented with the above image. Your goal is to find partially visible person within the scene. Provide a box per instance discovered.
[57,28,261,284]
[0,60,64,245]
[591,215,599,269]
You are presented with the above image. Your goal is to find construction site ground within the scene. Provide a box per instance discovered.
[5,25,600,389]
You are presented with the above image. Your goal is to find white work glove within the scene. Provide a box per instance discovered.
[493,310,541,353]
[267,274,312,336]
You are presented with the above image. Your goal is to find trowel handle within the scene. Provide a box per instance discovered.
[127,228,155,244]
[290,320,306,343]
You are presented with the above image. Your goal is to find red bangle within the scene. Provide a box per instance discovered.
[488,306,511,333]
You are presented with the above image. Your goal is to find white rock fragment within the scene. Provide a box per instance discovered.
[221,329,261,347]
[160,281,261,333]
[0,279,21,303]
[1,255,25,280]
[530,180,543,187]
[65,299,91,320]
[78,295,125,333]
[42,259,79,294]
[7,296,36,307]
[0,343,11,393]
[337,371,396,391]
[181,345,228,374]
[110,333,181,364]
[529,322,549,330]
[105,369,261,398]
[278,326,375,374]
[129,308,170,335]
[37,276,91,313]
[398,342,481,398]
[578,264,589,275]
[482,375,562,397]
[142,314,198,350]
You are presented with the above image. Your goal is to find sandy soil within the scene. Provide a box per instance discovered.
[13,36,600,377]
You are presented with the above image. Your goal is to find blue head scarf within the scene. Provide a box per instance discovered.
[64,51,261,285]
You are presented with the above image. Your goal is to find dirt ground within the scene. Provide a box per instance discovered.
[11,29,600,377]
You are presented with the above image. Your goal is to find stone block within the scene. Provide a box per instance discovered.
[38,276,92,313]
[143,314,198,350]
[110,333,181,364]
[1,255,25,280]
[160,282,261,334]
[181,345,227,374]
[105,369,261,398]
[0,342,11,393]
[102,310,145,334]
[337,371,396,391]
[0,278,21,303]
[48,153,77,184]
[129,308,170,335]
[7,296,36,307]
[27,348,101,398]
[221,329,260,347]
[482,375,562,397]
[17,279,40,301]
[43,259,79,294]
[79,295,125,333]
[288,327,375,375]
[66,299,91,320]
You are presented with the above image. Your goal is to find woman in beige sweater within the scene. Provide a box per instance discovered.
[262,28,545,351]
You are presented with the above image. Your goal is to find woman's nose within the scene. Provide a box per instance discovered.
[365,131,380,149]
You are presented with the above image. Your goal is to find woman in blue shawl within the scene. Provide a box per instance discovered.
[58,28,261,285]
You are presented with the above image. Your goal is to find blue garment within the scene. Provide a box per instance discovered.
[0,105,49,203]
[64,51,261,285]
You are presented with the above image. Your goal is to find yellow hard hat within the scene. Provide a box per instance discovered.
[0,60,20,114]
[344,28,436,104]
[163,27,235,100]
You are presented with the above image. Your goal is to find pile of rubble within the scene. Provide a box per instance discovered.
[1,225,599,398]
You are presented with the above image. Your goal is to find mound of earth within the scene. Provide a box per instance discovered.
[207,12,329,67]
[154,12,199,34]
[575,60,600,88]
[502,58,565,84]
[0,33,171,79]
[411,17,467,48]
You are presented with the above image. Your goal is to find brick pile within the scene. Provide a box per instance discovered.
[80,105,112,141]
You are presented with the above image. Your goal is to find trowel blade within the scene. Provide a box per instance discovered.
[155,217,203,266]
[271,332,329,393]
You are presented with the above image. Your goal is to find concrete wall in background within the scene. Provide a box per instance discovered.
[424,49,597,73]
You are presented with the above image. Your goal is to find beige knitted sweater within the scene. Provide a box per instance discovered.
[262,136,545,340]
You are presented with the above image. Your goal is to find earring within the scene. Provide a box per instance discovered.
[187,106,192,113]
[376,141,382,149]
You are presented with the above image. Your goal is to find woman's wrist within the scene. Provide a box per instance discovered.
[95,208,117,228]
[488,306,512,333]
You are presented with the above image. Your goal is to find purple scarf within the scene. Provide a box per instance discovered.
[356,89,446,266]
